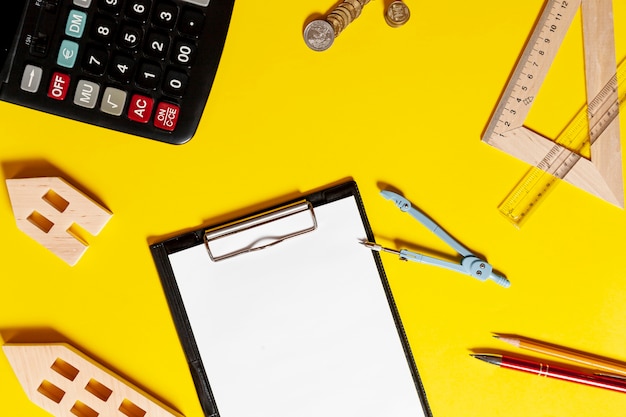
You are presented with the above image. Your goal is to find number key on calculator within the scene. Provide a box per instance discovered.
[0,0,235,144]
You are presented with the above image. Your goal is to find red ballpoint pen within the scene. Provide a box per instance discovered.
[472,354,626,394]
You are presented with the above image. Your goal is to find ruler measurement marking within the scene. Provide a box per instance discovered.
[499,69,624,224]
[481,0,622,225]
[488,0,574,140]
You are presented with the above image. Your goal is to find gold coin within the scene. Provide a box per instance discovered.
[385,1,410,27]
[326,15,343,36]
[328,10,346,32]
[334,6,353,27]
[340,1,358,20]
[328,11,346,32]
[344,0,362,18]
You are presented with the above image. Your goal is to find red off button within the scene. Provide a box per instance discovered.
[47,72,70,100]
[127,94,154,123]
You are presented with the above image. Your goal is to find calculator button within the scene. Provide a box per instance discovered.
[98,0,122,14]
[74,80,101,108]
[119,25,143,49]
[153,2,178,29]
[73,0,92,8]
[128,94,154,123]
[100,87,127,116]
[154,101,179,131]
[126,0,152,22]
[47,72,71,100]
[171,40,196,66]
[83,47,109,75]
[145,31,170,58]
[163,70,188,97]
[136,62,162,89]
[109,54,136,83]
[57,40,79,68]
[179,8,204,37]
[21,65,43,93]
[65,10,88,38]
[92,16,116,43]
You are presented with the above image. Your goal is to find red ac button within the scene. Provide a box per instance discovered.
[127,94,154,123]
[47,72,70,100]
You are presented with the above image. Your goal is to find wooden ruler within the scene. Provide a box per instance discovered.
[498,60,626,225]
[482,0,623,226]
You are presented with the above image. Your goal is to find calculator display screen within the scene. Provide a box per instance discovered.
[0,1,27,73]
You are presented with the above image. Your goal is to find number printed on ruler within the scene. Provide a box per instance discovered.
[491,0,580,139]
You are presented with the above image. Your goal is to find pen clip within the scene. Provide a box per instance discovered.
[204,200,317,261]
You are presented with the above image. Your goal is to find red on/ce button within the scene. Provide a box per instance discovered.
[153,102,180,132]
[47,72,70,100]
[127,94,154,123]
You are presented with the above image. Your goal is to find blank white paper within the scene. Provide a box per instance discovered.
[168,195,426,417]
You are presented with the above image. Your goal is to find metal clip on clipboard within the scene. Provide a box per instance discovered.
[204,201,318,261]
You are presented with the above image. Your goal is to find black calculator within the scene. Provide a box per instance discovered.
[0,0,235,144]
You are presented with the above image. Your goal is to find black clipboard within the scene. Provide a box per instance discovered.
[150,181,433,417]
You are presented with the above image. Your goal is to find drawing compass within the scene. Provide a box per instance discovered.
[362,190,510,288]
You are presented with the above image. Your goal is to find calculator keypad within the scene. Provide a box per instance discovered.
[2,0,235,144]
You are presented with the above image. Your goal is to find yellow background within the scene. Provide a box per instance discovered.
[2,0,626,416]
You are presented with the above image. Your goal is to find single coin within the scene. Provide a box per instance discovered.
[304,19,335,51]
[385,0,410,27]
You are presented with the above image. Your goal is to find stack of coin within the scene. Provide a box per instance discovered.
[304,0,371,51]
[326,0,370,37]
[304,0,410,51]
[385,0,410,28]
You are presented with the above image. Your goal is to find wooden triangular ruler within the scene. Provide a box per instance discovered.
[482,0,623,208]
